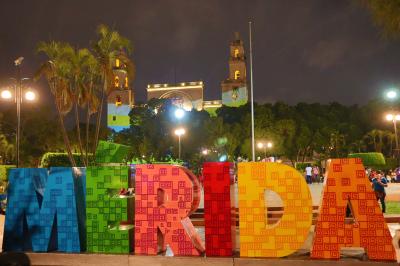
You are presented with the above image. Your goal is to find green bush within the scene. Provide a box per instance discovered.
[348,152,386,166]
[40,153,93,168]
[0,165,15,182]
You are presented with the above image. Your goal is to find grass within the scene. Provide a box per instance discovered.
[386,201,400,214]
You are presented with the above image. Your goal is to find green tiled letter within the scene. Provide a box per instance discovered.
[86,166,131,253]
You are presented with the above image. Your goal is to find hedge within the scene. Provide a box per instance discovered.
[0,165,15,182]
[347,152,386,166]
[40,153,94,168]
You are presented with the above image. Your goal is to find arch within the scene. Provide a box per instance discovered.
[234,70,240,80]
[159,90,194,110]
[234,49,239,58]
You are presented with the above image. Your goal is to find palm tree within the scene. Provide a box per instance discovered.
[64,46,96,166]
[364,129,385,152]
[35,41,76,167]
[91,24,135,154]
[80,52,100,165]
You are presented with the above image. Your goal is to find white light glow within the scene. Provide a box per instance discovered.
[386,114,394,121]
[386,90,398,100]
[25,91,36,101]
[1,90,12,99]
[257,142,263,149]
[267,142,273,148]
[174,128,186,136]
[174,109,185,119]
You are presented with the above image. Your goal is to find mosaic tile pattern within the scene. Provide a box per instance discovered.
[311,158,396,261]
[86,166,131,254]
[95,141,130,164]
[203,162,235,256]
[134,164,204,256]
[238,162,313,257]
[4,167,82,252]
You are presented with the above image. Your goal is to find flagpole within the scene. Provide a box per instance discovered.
[249,21,255,161]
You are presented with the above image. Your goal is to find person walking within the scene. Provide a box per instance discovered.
[372,171,388,213]
[305,165,312,184]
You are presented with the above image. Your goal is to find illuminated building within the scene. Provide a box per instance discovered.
[107,57,134,132]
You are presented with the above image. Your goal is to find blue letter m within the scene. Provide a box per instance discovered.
[3,167,83,252]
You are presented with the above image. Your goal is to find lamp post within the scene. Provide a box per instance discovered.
[0,58,37,167]
[174,127,186,159]
[386,113,400,164]
[257,141,273,160]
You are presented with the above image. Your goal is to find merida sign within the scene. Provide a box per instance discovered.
[2,158,396,261]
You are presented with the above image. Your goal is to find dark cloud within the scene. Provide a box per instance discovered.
[0,0,400,107]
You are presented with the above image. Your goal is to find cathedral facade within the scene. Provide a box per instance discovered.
[146,32,248,114]
[107,57,134,132]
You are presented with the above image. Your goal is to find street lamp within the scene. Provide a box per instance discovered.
[0,58,37,167]
[174,108,185,120]
[174,127,186,159]
[257,141,273,159]
[386,113,400,164]
[386,89,398,100]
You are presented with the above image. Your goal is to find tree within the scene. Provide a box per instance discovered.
[91,24,135,154]
[359,0,400,38]
[35,41,76,167]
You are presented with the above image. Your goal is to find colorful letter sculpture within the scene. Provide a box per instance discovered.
[3,168,83,252]
[203,162,235,256]
[311,158,396,260]
[134,164,205,255]
[86,166,131,253]
[238,162,313,257]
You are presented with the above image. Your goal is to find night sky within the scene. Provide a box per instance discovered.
[1,0,400,107]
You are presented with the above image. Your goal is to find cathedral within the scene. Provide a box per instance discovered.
[108,32,248,132]
[107,56,134,132]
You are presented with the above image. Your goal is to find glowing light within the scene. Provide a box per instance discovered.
[257,142,264,149]
[267,142,273,148]
[25,91,36,101]
[386,114,394,121]
[386,90,397,100]
[1,90,12,99]
[201,149,209,155]
[174,109,185,119]
[219,154,227,162]
[174,128,186,136]
[396,115,400,121]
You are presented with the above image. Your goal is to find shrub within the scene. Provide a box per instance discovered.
[40,153,93,168]
[348,152,386,166]
[0,165,15,182]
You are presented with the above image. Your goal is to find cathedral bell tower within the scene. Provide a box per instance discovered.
[221,32,248,107]
[107,56,134,132]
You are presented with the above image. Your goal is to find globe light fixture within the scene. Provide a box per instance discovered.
[1,89,12,99]
[386,90,398,100]
[174,108,185,120]
[25,90,36,101]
